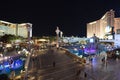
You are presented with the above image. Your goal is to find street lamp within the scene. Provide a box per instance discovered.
[27,23,32,51]
[24,23,32,80]
[55,27,60,48]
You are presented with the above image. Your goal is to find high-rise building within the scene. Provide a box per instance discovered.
[0,20,32,38]
[87,9,120,39]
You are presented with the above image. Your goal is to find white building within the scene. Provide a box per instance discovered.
[0,20,32,38]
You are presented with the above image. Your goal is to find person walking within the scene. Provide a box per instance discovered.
[76,69,81,76]
[76,69,81,80]
[84,72,87,80]
[53,61,56,67]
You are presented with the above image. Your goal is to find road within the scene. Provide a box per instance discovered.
[27,48,85,80]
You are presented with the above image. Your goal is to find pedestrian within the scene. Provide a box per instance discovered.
[89,56,93,62]
[101,57,105,63]
[84,72,87,78]
[116,58,119,61]
[76,69,81,76]
[90,57,93,62]
[53,61,56,67]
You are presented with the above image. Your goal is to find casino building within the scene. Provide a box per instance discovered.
[0,20,32,38]
[87,9,120,40]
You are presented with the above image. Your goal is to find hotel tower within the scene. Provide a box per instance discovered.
[0,20,32,38]
[87,9,120,39]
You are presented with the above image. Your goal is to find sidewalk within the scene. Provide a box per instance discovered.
[26,48,86,80]
[83,55,120,80]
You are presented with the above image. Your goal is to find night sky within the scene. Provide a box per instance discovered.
[0,0,120,37]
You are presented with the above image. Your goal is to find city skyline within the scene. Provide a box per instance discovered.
[0,0,120,37]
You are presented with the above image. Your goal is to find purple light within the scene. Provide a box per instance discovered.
[84,48,96,54]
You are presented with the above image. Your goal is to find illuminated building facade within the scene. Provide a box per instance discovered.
[0,20,32,38]
[87,9,120,39]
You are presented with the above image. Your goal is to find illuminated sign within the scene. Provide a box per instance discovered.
[90,38,94,43]
[105,26,111,33]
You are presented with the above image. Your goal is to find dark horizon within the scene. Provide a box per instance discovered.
[0,0,120,37]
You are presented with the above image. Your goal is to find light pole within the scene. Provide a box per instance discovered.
[24,23,32,80]
[55,27,60,48]
[27,23,32,51]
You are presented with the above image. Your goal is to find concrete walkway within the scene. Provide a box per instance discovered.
[84,55,120,80]
[27,48,85,80]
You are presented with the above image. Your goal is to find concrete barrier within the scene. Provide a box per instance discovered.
[60,47,86,64]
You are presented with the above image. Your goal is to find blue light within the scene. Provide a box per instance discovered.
[11,59,23,70]
[0,58,24,75]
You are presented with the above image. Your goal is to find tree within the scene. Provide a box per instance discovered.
[0,34,24,43]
